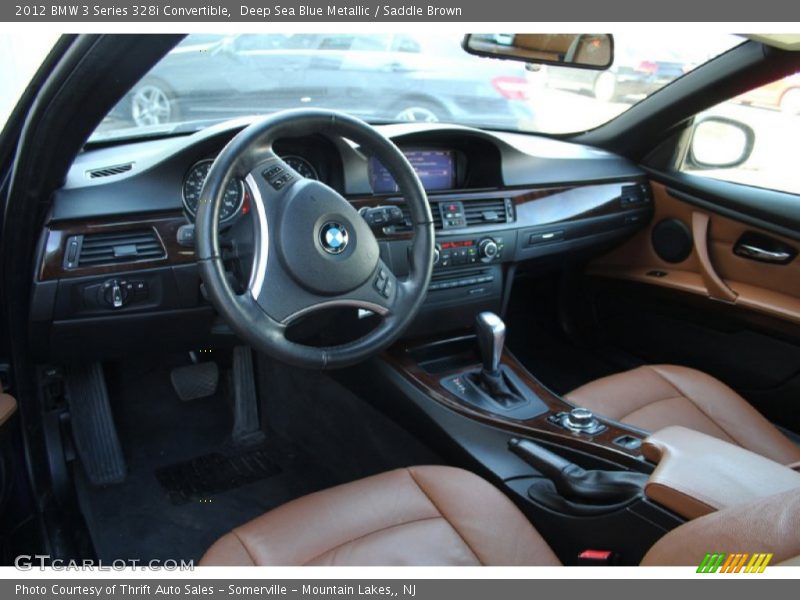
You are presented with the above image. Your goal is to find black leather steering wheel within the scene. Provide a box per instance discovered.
[196,109,434,369]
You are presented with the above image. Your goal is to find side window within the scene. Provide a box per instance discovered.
[680,72,800,195]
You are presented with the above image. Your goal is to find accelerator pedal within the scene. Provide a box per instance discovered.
[64,363,127,486]
[231,346,265,447]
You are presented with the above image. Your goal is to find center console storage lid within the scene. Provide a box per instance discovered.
[642,426,800,520]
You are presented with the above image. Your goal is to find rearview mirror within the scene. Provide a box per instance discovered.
[463,34,614,70]
[689,116,755,169]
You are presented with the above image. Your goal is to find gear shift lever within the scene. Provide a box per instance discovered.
[475,312,505,375]
[473,312,520,405]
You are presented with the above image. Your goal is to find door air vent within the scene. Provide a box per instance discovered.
[67,229,166,268]
[87,163,134,179]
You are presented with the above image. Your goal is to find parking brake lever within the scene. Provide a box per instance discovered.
[508,438,646,504]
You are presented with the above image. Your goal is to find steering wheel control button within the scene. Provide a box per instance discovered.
[360,206,405,228]
[262,165,294,190]
[548,408,607,436]
[381,277,394,299]
[371,267,395,299]
[262,166,282,180]
[319,221,349,255]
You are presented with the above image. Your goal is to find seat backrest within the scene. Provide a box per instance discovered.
[641,487,800,566]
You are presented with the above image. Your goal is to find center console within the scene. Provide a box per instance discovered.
[373,312,683,565]
[384,316,649,467]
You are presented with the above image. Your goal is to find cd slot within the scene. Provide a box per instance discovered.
[429,267,494,291]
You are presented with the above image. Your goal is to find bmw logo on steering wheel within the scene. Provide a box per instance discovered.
[319,221,350,255]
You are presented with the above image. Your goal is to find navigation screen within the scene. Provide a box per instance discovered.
[369,150,455,193]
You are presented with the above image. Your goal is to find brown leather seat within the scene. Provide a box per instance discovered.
[565,364,800,465]
[201,465,800,566]
[200,466,561,566]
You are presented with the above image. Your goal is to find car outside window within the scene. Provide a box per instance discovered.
[0,32,59,129]
[91,32,743,142]
[680,73,800,195]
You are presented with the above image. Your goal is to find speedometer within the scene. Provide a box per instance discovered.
[182,159,244,223]
[283,155,319,180]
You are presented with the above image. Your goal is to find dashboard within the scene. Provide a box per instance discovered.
[33,120,652,360]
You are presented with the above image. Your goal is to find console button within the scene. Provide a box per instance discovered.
[133,281,149,298]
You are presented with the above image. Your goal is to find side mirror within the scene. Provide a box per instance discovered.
[688,116,755,169]
[462,33,613,70]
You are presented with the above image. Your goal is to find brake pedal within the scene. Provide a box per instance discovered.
[170,362,219,402]
[64,363,126,486]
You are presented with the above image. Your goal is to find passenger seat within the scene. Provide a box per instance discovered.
[565,364,800,464]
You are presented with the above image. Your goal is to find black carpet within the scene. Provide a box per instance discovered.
[74,352,441,563]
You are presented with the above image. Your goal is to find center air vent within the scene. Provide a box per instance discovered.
[392,198,514,233]
[65,229,166,269]
[463,198,513,226]
[87,163,134,179]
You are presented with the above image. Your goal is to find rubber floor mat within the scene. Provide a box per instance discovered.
[155,448,281,505]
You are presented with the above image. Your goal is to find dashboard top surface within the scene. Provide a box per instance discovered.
[54,120,644,223]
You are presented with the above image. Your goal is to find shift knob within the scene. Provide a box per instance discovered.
[475,312,505,375]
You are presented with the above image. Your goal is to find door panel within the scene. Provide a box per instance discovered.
[583,180,800,433]
[588,181,800,324]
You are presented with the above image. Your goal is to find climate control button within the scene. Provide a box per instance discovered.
[478,238,499,262]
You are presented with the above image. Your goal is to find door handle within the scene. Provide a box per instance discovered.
[735,243,793,264]
[692,212,738,303]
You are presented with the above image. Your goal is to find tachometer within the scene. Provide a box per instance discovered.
[283,155,319,180]
[182,159,244,223]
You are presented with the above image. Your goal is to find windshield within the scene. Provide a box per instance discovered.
[0,32,59,128]
[92,32,743,142]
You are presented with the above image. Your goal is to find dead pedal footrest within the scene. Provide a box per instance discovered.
[65,363,127,486]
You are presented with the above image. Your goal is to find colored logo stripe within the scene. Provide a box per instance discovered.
[697,552,773,573]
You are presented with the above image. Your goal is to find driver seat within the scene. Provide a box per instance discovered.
[199,465,800,566]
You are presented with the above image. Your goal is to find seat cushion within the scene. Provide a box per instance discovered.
[566,364,800,465]
[641,487,800,566]
[199,465,561,566]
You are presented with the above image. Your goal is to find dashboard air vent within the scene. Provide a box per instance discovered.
[87,163,134,179]
[463,198,512,226]
[395,202,443,232]
[75,229,165,267]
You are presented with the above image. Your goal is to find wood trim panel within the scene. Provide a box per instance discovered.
[348,181,641,240]
[39,180,641,280]
[384,337,648,468]
[39,212,193,281]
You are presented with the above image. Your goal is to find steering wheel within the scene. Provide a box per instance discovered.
[195,109,435,369]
